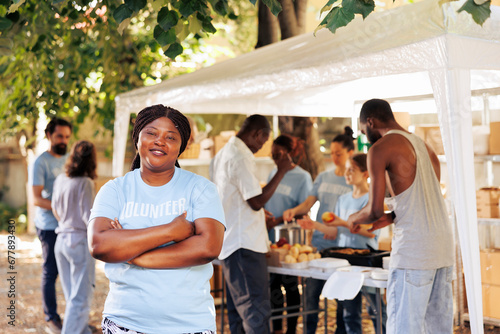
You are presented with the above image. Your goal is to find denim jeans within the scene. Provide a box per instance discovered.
[222,249,271,334]
[269,273,300,333]
[304,278,345,334]
[36,228,60,322]
[387,266,453,334]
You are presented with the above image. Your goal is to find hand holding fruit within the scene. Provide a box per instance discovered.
[321,211,337,225]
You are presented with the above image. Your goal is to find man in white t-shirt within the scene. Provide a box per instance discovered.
[210,115,294,334]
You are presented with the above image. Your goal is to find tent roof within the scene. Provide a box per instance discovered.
[115,0,500,118]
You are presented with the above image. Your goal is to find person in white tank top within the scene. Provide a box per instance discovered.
[346,99,454,334]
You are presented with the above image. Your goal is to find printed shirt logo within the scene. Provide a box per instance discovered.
[318,183,351,196]
[120,198,187,219]
[275,184,292,197]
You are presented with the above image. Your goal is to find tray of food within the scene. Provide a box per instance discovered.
[320,247,390,268]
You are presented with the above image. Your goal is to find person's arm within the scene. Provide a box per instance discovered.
[347,144,389,230]
[88,212,194,263]
[32,185,52,210]
[247,153,294,211]
[129,217,225,269]
[282,195,317,222]
[297,215,338,240]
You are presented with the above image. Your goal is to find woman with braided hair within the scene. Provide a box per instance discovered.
[88,105,226,334]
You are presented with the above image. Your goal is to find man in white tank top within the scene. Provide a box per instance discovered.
[347,99,454,334]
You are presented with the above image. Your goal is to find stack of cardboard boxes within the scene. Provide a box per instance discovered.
[480,249,500,319]
[477,188,500,219]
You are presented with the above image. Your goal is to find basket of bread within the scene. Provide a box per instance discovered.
[268,238,321,269]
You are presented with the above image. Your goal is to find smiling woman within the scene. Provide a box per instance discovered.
[87,105,226,334]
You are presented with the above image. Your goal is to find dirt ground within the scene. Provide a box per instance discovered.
[1,233,499,334]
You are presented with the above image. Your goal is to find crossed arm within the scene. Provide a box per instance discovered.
[88,212,225,269]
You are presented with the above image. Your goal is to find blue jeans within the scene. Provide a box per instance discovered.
[387,266,453,334]
[222,249,271,334]
[270,274,300,333]
[304,278,345,334]
[36,228,60,322]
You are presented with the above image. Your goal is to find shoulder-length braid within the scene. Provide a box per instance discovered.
[130,105,191,171]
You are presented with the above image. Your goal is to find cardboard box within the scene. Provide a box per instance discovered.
[482,283,500,319]
[254,135,272,158]
[393,112,411,131]
[378,237,392,251]
[477,188,500,219]
[490,122,500,154]
[413,126,444,155]
[480,249,500,285]
[266,248,289,267]
[214,131,236,154]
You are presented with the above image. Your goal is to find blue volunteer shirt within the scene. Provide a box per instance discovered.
[89,168,226,334]
[334,192,380,250]
[265,166,313,242]
[30,151,68,230]
[310,168,352,251]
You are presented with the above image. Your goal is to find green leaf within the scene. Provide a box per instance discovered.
[178,0,208,18]
[117,17,131,35]
[342,0,374,19]
[0,0,10,7]
[52,0,66,4]
[125,0,147,12]
[248,0,257,5]
[8,0,26,13]
[458,0,491,25]
[198,14,216,34]
[153,25,177,46]
[213,0,228,16]
[164,42,183,59]
[261,0,282,16]
[188,15,203,34]
[157,7,179,31]
[0,17,12,30]
[320,0,340,15]
[320,6,355,33]
[113,4,134,24]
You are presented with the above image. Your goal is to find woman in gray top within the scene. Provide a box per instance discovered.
[52,140,97,334]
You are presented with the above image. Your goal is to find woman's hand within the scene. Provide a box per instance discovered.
[170,211,195,243]
[297,216,315,230]
[283,208,296,222]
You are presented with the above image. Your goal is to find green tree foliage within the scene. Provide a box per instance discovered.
[0,0,256,146]
[0,0,492,144]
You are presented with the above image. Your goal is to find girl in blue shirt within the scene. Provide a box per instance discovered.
[299,154,386,334]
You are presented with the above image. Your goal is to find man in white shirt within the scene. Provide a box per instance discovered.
[211,115,294,334]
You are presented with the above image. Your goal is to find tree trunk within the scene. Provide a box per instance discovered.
[257,0,325,180]
[256,1,279,48]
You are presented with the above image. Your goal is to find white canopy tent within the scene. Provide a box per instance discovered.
[114,1,500,332]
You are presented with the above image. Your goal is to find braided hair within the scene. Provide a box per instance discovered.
[273,134,306,166]
[130,105,191,171]
[332,126,355,152]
